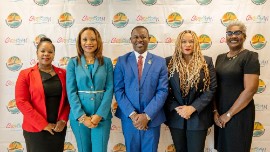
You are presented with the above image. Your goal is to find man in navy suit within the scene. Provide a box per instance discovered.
[114,26,168,152]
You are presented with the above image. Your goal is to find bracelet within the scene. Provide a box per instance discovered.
[60,120,66,124]
[213,109,218,113]
[78,114,86,123]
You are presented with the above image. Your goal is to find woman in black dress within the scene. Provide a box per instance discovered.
[15,37,70,152]
[214,21,260,152]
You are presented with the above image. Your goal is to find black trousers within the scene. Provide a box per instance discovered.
[23,127,66,152]
[169,127,207,152]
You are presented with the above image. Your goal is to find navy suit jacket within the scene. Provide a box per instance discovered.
[114,52,168,127]
[164,56,217,130]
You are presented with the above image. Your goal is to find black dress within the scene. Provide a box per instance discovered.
[23,71,66,152]
[214,50,260,152]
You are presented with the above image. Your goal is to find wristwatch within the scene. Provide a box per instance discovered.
[226,112,231,118]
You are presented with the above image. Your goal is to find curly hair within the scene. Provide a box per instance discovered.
[168,30,210,97]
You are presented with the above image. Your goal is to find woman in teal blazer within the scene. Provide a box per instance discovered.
[66,27,113,152]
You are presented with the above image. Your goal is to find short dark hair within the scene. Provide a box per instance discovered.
[37,37,55,51]
[131,25,149,36]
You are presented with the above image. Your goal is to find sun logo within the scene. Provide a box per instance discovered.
[253,122,265,137]
[5,13,22,28]
[141,0,157,6]
[6,56,23,71]
[63,142,76,152]
[87,0,103,6]
[257,79,266,94]
[251,0,267,5]
[58,57,70,69]
[58,12,75,28]
[33,0,49,6]
[166,144,176,152]
[7,141,24,152]
[250,34,267,50]
[199,34,212,50]
[196,0,212,5]
[112,143,126,152]
[166,12,184,28]
[6,99,20,114]
[147,34,158,50]
[112,12,129,28]
[33,34,47,47]
[220,12,238,27]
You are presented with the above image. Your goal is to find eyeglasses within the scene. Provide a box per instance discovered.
[226,30,243,36]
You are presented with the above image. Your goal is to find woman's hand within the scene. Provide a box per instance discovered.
[90,114,102,127]
[176,105,196,119]
[218,112,232,128]
[54,120,66,132]
[43,123,56,135]
[213,111,222,128]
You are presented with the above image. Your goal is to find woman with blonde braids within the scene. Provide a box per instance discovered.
[164,30,217,152]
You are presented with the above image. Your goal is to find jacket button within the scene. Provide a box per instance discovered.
[91,98,94,100]
[91,86,93,89]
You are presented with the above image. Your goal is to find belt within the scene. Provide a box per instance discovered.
[78,90,105,94]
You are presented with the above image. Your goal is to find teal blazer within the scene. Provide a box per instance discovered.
[66,56,113,121]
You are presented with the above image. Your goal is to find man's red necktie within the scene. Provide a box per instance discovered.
[138,55,143,81]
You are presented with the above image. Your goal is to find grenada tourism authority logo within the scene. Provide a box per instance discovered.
[166,12,184,28]
[63,142,76,152]
[112,143,126,152]
[87,0,103,6]
[250,34,267,50]
[253,122,265,137]
[166,144,176,152]
[59,57,70,69]
[141,0,157,6]
[33,0,49,6]
[199,34,212,50]
[7,141,24,152]
[33,34,47,47]
[6,99,20,114]
[6,13,22,28]
[252,0,267,5]
[58,12,75,28]
[112,12,129,28]
[196,0,212,5]
[6,56,23,71]
[221,12,238,27]
[257,79,266,94]
[148,34,158,50]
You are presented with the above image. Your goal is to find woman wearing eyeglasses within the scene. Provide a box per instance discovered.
[214,21,260,152]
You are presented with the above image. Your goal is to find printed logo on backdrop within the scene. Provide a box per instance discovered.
[87,0,103,6]
[147,34,158,50]
[246,15,269,23]
[59,57,70,69]
[251,147,267,152]
[165,144,176,152]
[165,37,177,43]
[199,34,212,50]
[30,59,38,65]
[7,141,24,152]
[111,124,122,132]
[257,79,266,94]
[5,37,28,45]
[253,122,265,137]
[166,12,184,28]
[6,13,22,28]
[113,58,118,67]
[29,15,52,24]
[6,56,23,71]
[196,0,212,5]
[33,34,47,47]
[112,12,129,28]
[57,37,76,45]
[220,37,226,43]
[6,99,20,114]
[111,37,130,43]
[205,147,215,152]
[251,0,267,5]
[34,0,49,6]
[207,128,212,136]
[112,143,126,152]
[6,123,22,129]
[58,12,75,28]
[250,34,267,50]
[63,142,76,152]
[191,15,213,24]
[255,104,267,111]
[6,80,15,87]
[136,15,160,24]
[82,15,106,24]
[220,12,238,27]
[260,60,268,67]
[141,0,157,6]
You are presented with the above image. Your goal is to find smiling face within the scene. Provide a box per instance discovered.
[81,29,98,55]
[181,33,194,57]
[37,41,55,67]
[226,25,246,51]
[130,27,150,54]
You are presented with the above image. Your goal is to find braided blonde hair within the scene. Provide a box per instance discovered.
[168,30,210,97]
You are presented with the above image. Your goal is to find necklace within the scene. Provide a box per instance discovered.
[39,65,54,74]
[86,57,95,64]
[227,49,244,60]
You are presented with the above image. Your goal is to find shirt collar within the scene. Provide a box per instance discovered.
[134,51,148,59]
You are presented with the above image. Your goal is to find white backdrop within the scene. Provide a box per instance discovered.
[0,0,269,152]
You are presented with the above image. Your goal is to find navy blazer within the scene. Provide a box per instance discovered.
[164,56,217,130]
[114,52,168,127]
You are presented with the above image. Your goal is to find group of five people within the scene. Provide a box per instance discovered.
[15,20,259,152]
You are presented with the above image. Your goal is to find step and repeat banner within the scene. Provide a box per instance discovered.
[0,0,269,151]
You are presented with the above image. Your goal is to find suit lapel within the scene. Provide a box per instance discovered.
[92,59,99,77]
[81,56,92,80]
[140,53,153,87]
[128,52,139,81]
[170,71,181,94]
